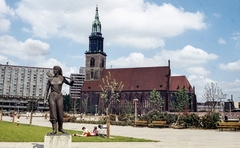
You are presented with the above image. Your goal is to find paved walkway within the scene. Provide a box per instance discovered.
[0,116,239,148]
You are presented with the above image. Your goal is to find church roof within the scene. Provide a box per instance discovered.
[170,75,193,91]
[81,66,171,92]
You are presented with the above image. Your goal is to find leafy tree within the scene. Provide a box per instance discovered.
[63,94,71,112]
[81,97,88,114]
[100,72,124,138]
[148,89,164,111]
[203,82,223,112]
[171,88,190,112]
[170,88,191,126]
[124,100,133,115]
[26,99,38,126]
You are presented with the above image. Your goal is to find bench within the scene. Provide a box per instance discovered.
[149,120,167,127]
[135,120,148,126]
[217,122,240,131]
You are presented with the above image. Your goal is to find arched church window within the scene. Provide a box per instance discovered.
[134,93,138,99]
[90,58,95,67]
[124,93,129,100]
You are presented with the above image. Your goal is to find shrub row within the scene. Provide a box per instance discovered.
[66,110,221,129]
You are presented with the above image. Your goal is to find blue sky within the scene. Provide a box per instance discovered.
[0,0,239,102]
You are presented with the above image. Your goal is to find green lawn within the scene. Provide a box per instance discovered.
[0,121,158,142]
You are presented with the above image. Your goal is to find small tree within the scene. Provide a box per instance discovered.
[81,97,88,114]
[171,88,190,126]
[124,100,133,115]
[27,99,38,126]
[148,89,164,111]
[100,72,124,138]
[203,82,223,112]
[63,94,71,112]
[171,88,190,112]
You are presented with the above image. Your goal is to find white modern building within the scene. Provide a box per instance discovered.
[0,63,52,112]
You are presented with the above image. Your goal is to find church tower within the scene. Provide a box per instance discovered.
[85,6,106,81]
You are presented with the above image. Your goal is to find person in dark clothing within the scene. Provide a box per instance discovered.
[224,114,228,122]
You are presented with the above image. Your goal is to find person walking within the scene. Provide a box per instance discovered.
[16,113,21,126]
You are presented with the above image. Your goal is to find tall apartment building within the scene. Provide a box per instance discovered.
[69,67,85,112]
[0,63,52,112]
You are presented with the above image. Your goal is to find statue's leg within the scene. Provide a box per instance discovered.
[57,94,66,133]
[50,122,57,134]
[49,93,57,134]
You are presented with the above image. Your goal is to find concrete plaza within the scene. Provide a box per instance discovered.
[0,116,239,148]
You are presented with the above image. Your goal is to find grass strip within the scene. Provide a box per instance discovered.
[0,121,158,142]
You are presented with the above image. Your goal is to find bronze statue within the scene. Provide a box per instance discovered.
[44,66,75,134]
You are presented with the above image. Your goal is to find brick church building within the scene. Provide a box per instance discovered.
[81,6,197,115]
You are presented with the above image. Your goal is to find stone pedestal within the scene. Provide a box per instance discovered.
[44,133,71,148]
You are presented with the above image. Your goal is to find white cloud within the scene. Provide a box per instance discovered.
[219,60,240,71]
[108,52,159,68]
[218,79,240,101]
[14,0,206,49]
[232,32,240,48]
[0,35,49,62]
[35,58,78,76]
[220,79,240,93]
[159,45,218,68]
[232,32,240,40]
[35,58,79,94]
[0,0,15,33]
[109,45,218,68]
[213,13,221,18]
[67,55,84,60]
[186,66,210,76]
[188,75,215,102]
[0,54,16,65]
[188,75,240,102]
[218,38,226,44]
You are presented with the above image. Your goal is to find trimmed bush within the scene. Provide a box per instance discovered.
[111,121,133,126]
[200,112,220,129]
[68,116,77,122]
[110,114,116,121]
[178,113,201,128]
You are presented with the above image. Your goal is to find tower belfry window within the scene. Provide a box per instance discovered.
[90,58,95,67]
[101,59,105,68]
[91,69,94,79]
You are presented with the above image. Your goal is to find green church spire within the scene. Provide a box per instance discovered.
[92,5,101,35]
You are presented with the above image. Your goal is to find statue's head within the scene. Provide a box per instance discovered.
[53,66,63,76]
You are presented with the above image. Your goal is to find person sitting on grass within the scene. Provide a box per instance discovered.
[92,126,98,136]
[72,126,99,137]
[72,127,91,137]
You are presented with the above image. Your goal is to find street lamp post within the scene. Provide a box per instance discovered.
[18,103,19,113]
[133,98,138,126]
[228,99,232,119]
[219,94,227,120]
